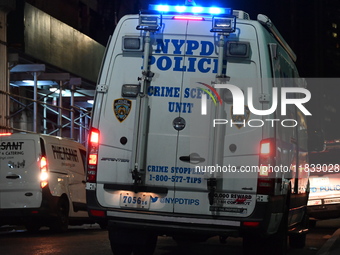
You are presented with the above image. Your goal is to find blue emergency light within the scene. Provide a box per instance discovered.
[148,4,232,15]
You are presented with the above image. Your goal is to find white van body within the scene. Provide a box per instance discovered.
[86,4,311,254]
[0,133,90,232]
[308,141,340,220]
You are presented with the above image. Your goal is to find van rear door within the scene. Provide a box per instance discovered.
[0,134,41,209]
[171,21,261,217]
[95,17,261,217]
[93,17,187,213]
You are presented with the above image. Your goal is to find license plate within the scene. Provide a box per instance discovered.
[307,200,322,206]
[119,192,150,209]
[324,198,340,204]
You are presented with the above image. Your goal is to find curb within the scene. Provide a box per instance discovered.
[317,228,340,255]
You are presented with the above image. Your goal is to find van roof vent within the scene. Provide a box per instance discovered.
[233,10,250,20]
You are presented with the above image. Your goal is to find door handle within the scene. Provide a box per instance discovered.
[6,174,21,179]
[179,153,205,164]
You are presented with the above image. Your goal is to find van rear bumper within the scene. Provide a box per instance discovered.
[107,210,242,237]
[87,190,303,237]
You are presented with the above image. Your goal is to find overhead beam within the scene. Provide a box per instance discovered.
[10,72,71,81]
[10,64,45,72]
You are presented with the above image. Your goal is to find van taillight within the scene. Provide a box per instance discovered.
[87,128,100,183]
[40,156,48,188]
[257,138,276,195]
[0,133,11,136]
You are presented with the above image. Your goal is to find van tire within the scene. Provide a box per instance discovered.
[50,197,69,233]
[243,216,288,255]
[266,212,288,254]
[289,212,308,249]
[132,234,157,255]
[243,196,289,255]
[108,228,134,255]
[289,233,306,249]
[109,228,157,255]
[110,245,133,255]
[25,221,41,233]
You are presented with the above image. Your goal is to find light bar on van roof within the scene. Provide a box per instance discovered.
[148,4,232,15]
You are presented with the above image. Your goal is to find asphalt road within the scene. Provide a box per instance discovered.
[0,219,339,255]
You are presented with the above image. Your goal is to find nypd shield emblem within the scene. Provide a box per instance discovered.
[113,98,132,123]
[231,105,250,129]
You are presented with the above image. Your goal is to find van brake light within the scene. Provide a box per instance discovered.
[40,156,48,188]
[87,128,100,183]
[257,138,276,194]
[173,16,204,21]
[90,130,99,144]
[0,133,11,136]
[260,142,271,155]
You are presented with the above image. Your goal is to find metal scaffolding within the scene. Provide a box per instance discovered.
[0,64,93,145]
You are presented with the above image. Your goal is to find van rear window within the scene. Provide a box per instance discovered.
[227,41,250,58]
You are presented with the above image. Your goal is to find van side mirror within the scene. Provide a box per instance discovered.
[308,129,326,152]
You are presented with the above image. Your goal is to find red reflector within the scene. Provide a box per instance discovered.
[173,16,204,21]
[31,211,39,214]
[90,210,105,217]
[243,221,260,227]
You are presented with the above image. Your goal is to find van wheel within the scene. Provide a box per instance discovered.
[109,228,134,255]
[25,221,41,233]
[110,245,133,255]
[289,213,308,249]
[99,221,107,230]
[243,205,288,254]
[243,223,287,255]
[109,228,157,255]
[132,234,157,255]
[266,213,288,254]
[309,219,317,228]
[289,233,306,249]
[51,198,69,233]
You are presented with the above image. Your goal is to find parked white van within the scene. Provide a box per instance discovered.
[0,132,90,232]
[86,2,322,254]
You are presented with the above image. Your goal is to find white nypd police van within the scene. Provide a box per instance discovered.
[0,132,90,232]
[86,2,321,254]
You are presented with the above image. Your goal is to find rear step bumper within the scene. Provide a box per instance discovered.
[107,210,241,237]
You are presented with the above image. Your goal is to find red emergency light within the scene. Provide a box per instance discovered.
[173,16,204,21]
